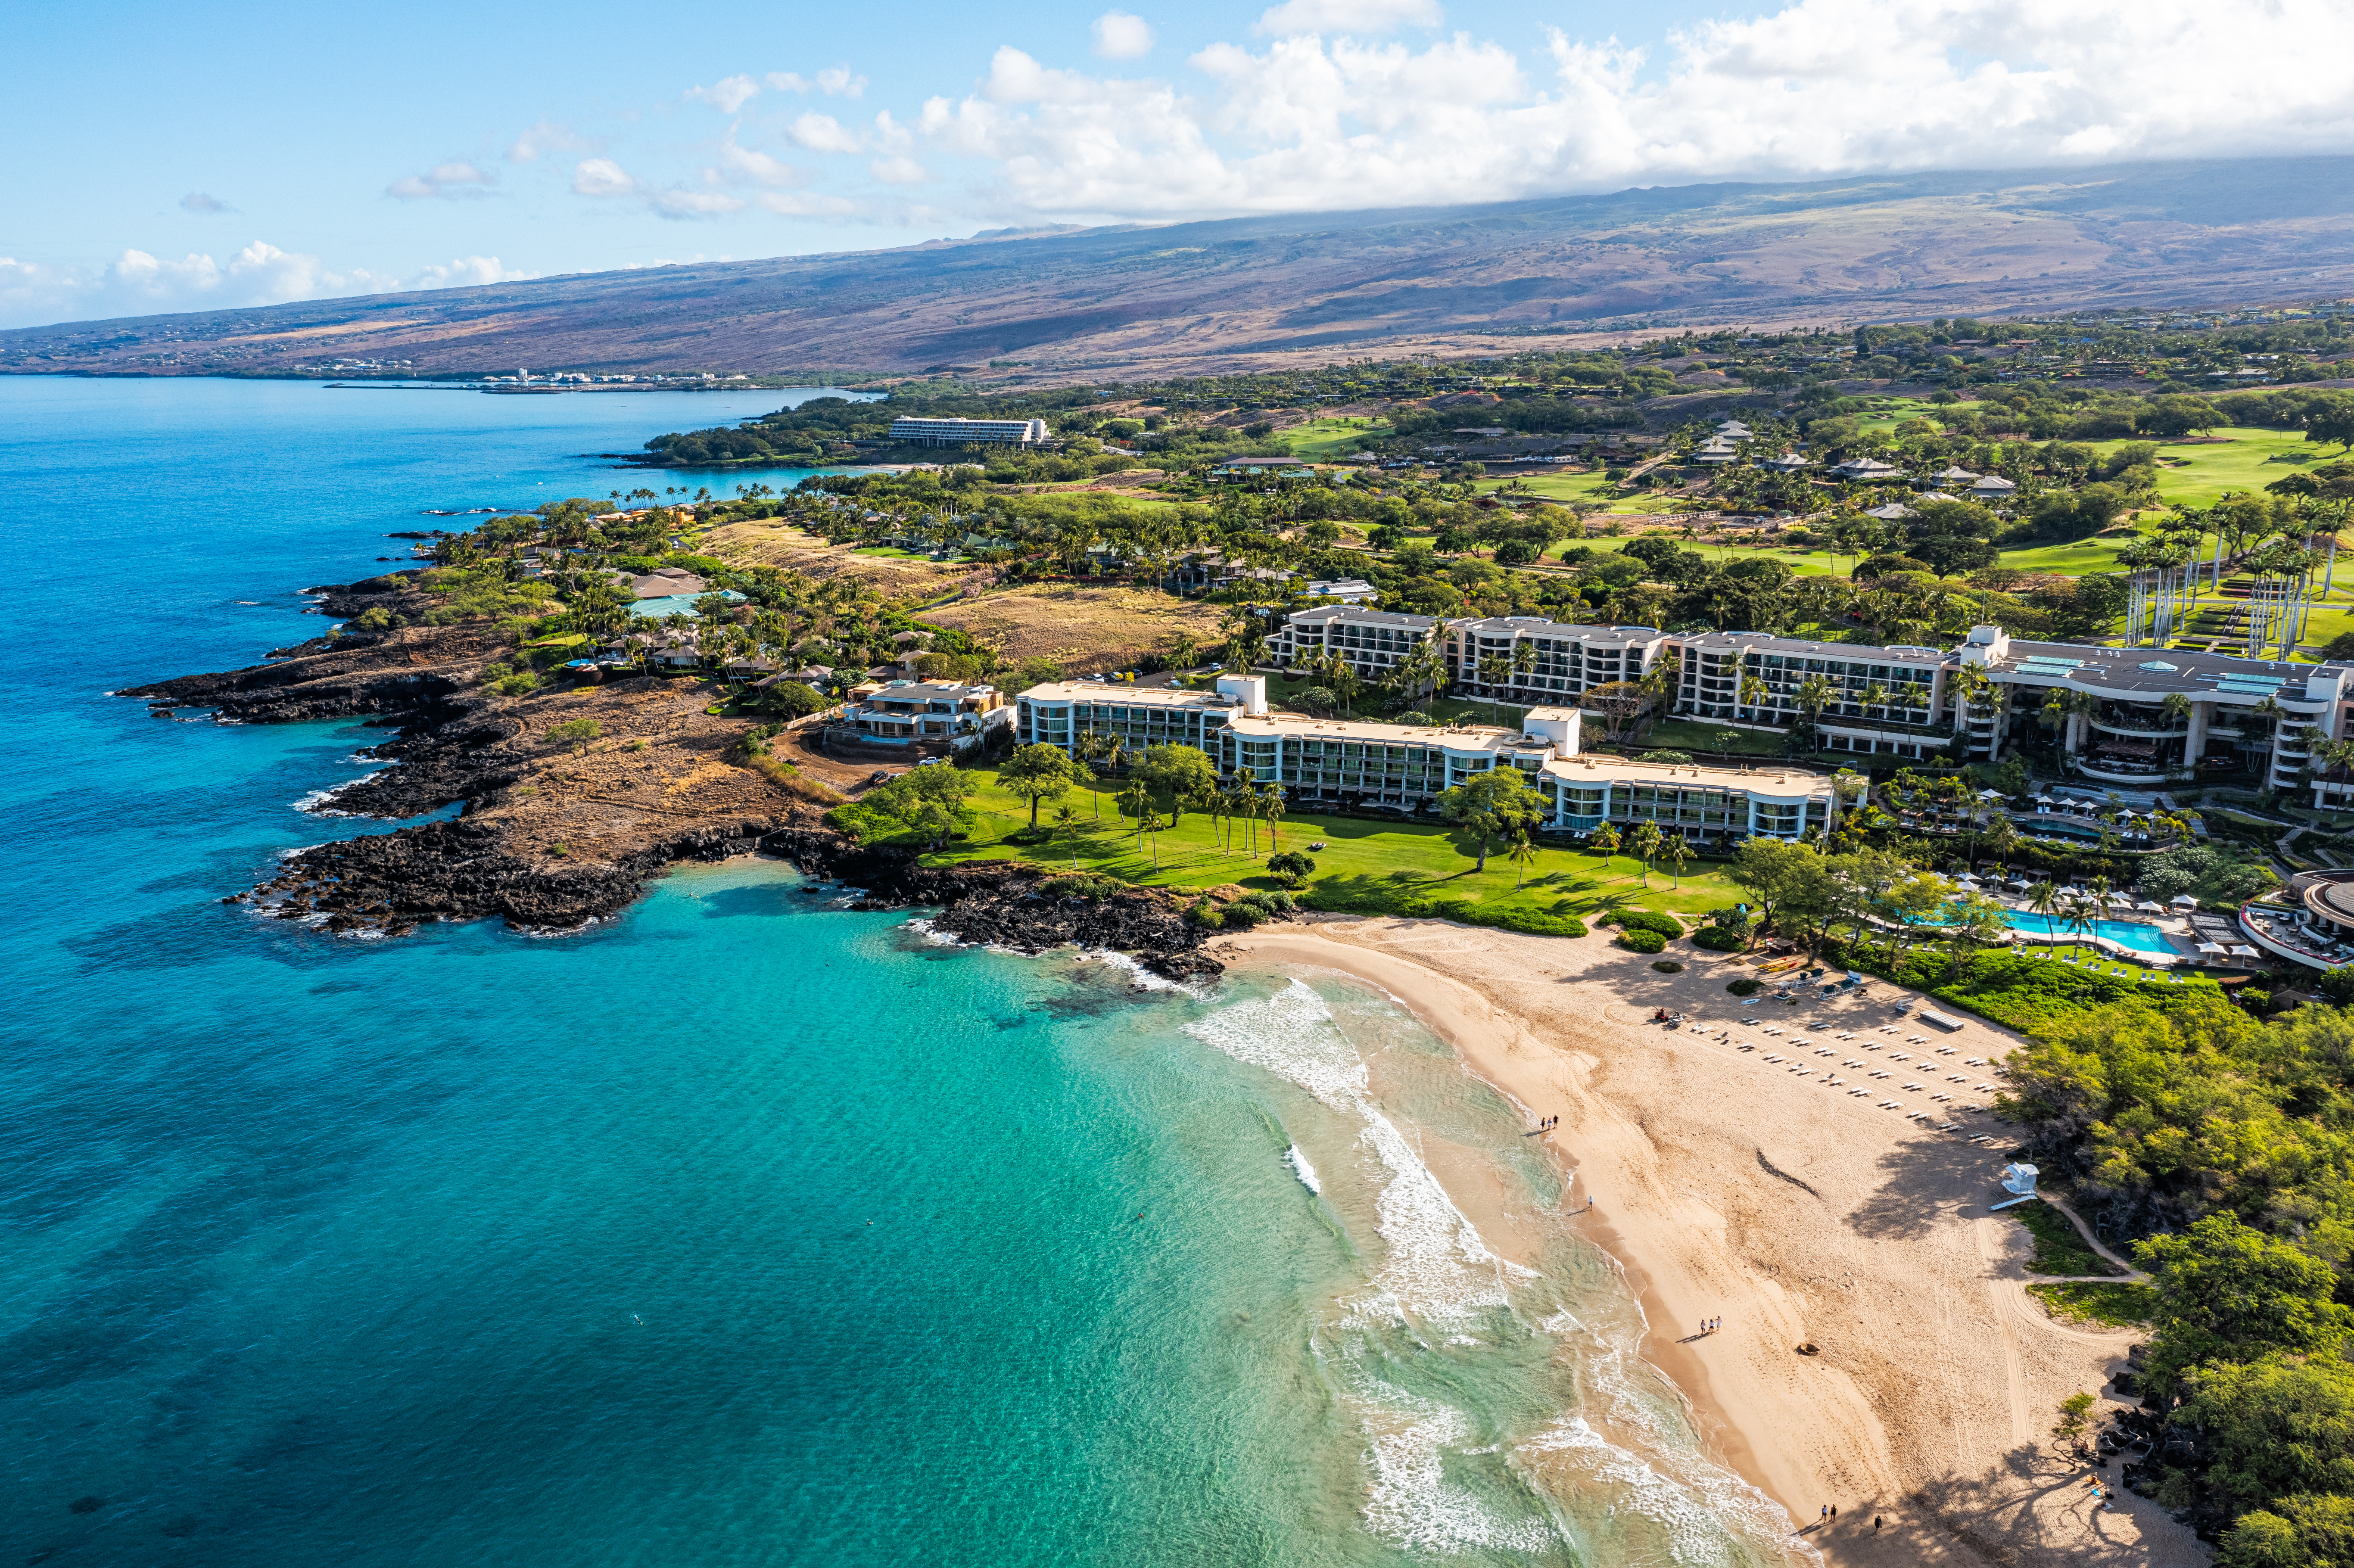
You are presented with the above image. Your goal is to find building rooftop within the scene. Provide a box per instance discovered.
[1678,631,1949,665]
[1286,605,1442,629]
[1224,712,1523,746]
[1018,681,1243,707]
[1454,617,1666,645]
[1541,752,1839,796]
[1985,638,2354,704]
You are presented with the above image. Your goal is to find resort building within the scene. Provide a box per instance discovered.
[1013,679,1837,840]
[886,416,1050,447]
[828,680,1012,756]
[1273,606,1445,685]
[1444,618,1675,705]
[1956,625,2353,791]
[1672,632,1951,761]
[1015,677,1262,761]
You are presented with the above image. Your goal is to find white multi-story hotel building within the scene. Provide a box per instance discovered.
[1674,632,1952,762]
[886,416,1050,447]
[1272,606,1445,685]
[1012,676,1838,840]
[1444,618,1676,703]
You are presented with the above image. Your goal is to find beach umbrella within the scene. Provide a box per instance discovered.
[2196,942,2227,953]
[2230,945,2261,958]
[2170,894,2198,907]
[2136,900,2164,912]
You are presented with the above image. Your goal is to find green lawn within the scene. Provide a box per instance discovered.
[1476,470,1693,513]
[1257,669,1538,729]
[2096,425,2340,507]
[2014,1201,2125,1276]
[1277,417,1391,460]
[927,771,1746,927]
[1639,717,1796,758]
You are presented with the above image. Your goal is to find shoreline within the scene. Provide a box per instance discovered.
[1215,919,2206,1567]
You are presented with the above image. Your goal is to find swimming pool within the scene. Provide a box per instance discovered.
[2003,911,2180,958]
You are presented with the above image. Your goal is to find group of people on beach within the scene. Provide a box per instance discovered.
[1534,1114,1556,1131]
[1699,1316,1722,1334]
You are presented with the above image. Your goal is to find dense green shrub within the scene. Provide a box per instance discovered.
[1619,929,1668,954]
[1727,977,1762,996]
[1652,960,1685,973]
[1611,908,1685,939]
[1692,927,1745,951]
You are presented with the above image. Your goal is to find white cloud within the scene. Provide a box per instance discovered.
[788,112,863,153]
[1093,10,1156,58]
[0,242,540,328]
[910,0,2354,221]
[506,121,591,162]
[650,189,749,218]
[410,255,535,288]
[571,157,640,198]
[179,192,232,214]
[685,74,763,112]
[708,131,803,188]
[768,65,866,97]
[870,155,930,184]
[386,162,495,199]
[1257,0,1439,37]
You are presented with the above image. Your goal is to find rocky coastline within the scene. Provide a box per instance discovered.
[129,589,1220,976]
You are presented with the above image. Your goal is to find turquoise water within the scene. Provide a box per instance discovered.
[0,379,1794,1565]
[2002,911,2179,957]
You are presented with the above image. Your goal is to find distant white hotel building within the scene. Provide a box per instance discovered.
[1274,605,1445,684]
[1012,676,1837,841]
[887,416,1049,447]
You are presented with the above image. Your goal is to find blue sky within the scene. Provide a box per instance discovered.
[6,0,2349,328]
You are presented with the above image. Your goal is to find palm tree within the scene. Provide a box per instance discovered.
[1262,785,1287,856]
[1591,820,1621,874]
[1507,831,1538,890]
[1665,835,1691,889]
[1479,653,1513,724]
[1511,642,1539,713]
[1052,803,1083,868]
[1121,778,1154,851]
[1628,821,1663,887]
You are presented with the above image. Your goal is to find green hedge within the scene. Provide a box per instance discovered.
[1619,929,1668,954]
[1300,875,1587,936]
[1821,941,2223,1038]
[1611,908,1686,938]
[1727,977,1762,996]
[1692,927,1745,951]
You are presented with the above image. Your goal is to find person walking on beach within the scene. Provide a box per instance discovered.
[1873,1515,1882,1531]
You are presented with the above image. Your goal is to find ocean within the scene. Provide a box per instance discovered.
[0,377,1796,1566]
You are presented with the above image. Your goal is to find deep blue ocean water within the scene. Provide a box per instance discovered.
[0,379,1795,1567]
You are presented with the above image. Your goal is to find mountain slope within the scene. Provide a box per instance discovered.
[9,158,2353,380]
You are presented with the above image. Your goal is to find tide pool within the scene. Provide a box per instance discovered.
[0,378,1792,1566]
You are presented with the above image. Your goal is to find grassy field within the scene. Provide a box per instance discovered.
[1476,471,1692,513]
[1278,417,1391,459]
[2102,425,2337,507]
[927,770,1747,928]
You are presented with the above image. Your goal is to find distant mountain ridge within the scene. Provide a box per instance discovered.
[9,158,2354,380]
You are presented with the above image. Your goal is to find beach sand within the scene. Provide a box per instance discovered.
[1216,918,2205,1567]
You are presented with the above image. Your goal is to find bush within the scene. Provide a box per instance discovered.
[1692,927,1746,952]
[1651,960,1685,973]
[1557,916,1589,938]
[1727,977,1762,996]
[1612,908,1685,938]
[1266,850,1317,887]
[1040,873,1124,902]
[1619,929,1668,954]
[1186,899,1225,929]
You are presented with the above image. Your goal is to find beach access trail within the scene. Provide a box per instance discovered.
[1217,919,2206,1568]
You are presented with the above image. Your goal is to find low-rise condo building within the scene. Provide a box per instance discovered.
[830,680,1012,755]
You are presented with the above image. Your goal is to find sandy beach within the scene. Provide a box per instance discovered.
[1216,918,2206,1567]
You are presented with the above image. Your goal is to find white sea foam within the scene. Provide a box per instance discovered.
[293,771,385,817]
[1284,1144,1321,1194]
[1523,1413,1812,1565]
[1189,979,1518,1325]
[1357,1387,1554,1555]
[1081,948,1193,993]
